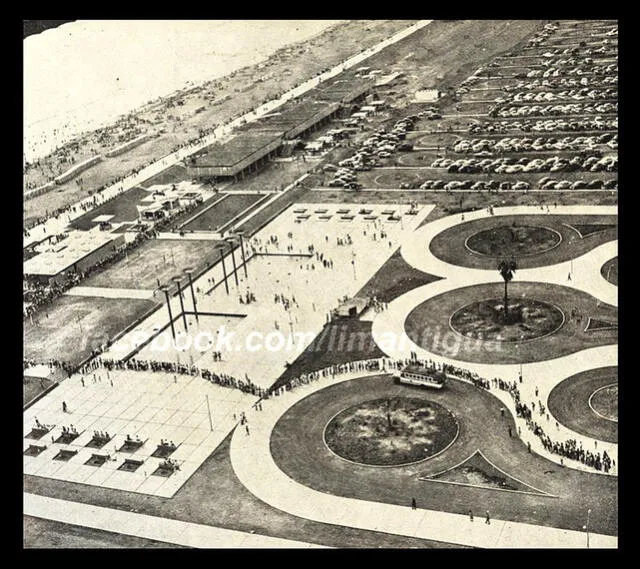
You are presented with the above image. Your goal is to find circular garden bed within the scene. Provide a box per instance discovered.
[465,225,562,257]
[324,397,458,466]
[449,297,565,342]
[589,384,618,422]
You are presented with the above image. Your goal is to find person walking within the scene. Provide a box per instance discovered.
[411,497,417,510]
[62,401,67,413]
[485,511,491,525]
[469,510,474,522]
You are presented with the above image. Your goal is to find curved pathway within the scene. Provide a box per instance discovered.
[230,367,616,548]
[372,205,617,472]
[228,203,617,548]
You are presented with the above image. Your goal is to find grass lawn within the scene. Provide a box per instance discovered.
[272,320,385,392]
[139,164,190,188]
[547,366,617,443]
[182,193,263,232]
[23,376,57,408]
[356,249,442,304]
[429,214,617,270]
[404,281,617,364]
[270,375,617,535]
[23,516,185,549]
[68,186,150,230]
[82,238,224,290]
[23,296,159,366]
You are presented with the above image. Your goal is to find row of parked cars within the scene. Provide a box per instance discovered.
[326,115,421,188]
[526,22,560,46]
[492,101,617,118]
[432,154,617,174]
[541,45,616,58]
[469,117,618,134]
[408,177,618,192]
[506,88,617,103]
[521,63,617,79]
[538,177,617,190]
[401,177,616,191]
[418,179,531,191]
[452,134,617,154]
[504,76,617,92]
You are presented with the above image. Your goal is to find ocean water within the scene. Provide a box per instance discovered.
[24,20,342,162]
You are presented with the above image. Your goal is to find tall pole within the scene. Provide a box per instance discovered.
[229,242,239,286]
[219,248,229,294]
[206,395,213,432]
[173,278,188,331]
[185,269,198,323]
[239,234,248,278]
[162,288,176,340]
[586,509,591,548]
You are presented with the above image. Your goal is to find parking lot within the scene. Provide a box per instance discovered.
[310,19,616,199]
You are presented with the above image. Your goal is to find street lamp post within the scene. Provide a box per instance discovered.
[227,239,240,286]
[584,508,592,548]
[218,246,229,294]
[184,268,198,323]
[160,285,176,340]
[172,277,188,331]
[237,232,248,278]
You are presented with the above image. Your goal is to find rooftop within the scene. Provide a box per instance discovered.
[190,132,284,168]
[24,230,121,277]
[242,99,339,135]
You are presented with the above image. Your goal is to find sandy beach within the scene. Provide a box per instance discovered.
[24,20,414,224]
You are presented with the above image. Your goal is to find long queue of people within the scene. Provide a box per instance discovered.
[79,356,264,397]
[267,355,615,474]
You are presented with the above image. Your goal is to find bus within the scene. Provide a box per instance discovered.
[393,364,446,390]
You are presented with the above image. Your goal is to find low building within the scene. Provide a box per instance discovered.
[332,297,369,319]
[243,100,341,140]
[414,89,441,103]
[23,230,126,287]
[186,132,284,181]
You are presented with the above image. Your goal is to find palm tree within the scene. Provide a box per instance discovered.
[498,259,517,321]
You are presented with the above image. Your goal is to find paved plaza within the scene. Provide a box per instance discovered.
[24,369,256,497]
[101,203,433,390]
[24,19,618,548]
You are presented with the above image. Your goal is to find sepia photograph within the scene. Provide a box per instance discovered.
[23,19,618,549]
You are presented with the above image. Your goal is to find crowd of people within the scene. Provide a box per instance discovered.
[27,344,616,474]
[267,355,616,474]
[78,356,264,397]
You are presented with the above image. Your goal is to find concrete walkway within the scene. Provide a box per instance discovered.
[229,367,616,549]
[24,493,326,549]
[372,205,618,472]
[65,286,156,300]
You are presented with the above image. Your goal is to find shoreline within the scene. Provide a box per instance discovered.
[24,20,413,222]
[24,21,347,164]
